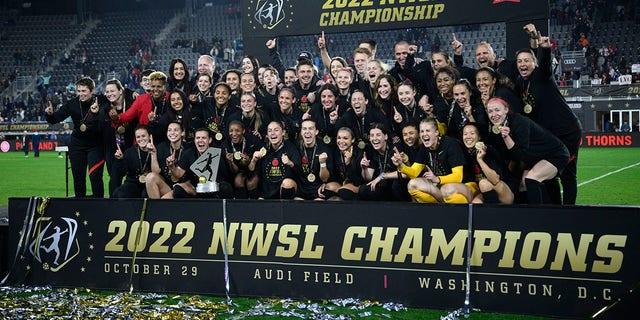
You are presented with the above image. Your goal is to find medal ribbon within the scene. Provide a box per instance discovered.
[304,143,317,174]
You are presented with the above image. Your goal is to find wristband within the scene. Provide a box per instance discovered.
[320,163,327,168]
[379,173,385,180]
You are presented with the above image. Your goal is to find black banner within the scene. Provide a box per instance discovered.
[6,198,640,319]
[560,84,640,98]
[242,0,548,37]
[0,122,71,133]
[581,132,640,147]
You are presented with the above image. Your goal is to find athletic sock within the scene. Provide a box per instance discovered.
[525,178,547,205]
[173,185,190,198]
[247,188,259,199]
[280,187,296,199]
[234,187,248,199]
[337,188,358,200]
[482,190,499,203]
[321,189,338,199]
[544,179,562,205]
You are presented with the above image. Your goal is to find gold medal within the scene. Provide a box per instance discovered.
[475,141,485,151]
[259,147,267,156]
[357,140,366,149]
[307,173,316,182]
[117,125,126,134]
[147,112,156,121]
[491,125,501,134]
[138,174,147,184]
[233,151,242,160]
[323,135,331,144]
[524,104,533,114]
[79,123,87,132]
[215,132,223,141]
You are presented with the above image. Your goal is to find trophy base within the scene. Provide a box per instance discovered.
[196,181,219,194]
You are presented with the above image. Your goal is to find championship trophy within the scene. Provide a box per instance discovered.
[190,147,221,196]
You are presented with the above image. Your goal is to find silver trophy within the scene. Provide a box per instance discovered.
[190,147,221,194]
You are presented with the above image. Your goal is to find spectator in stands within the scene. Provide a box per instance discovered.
[620,121,631,132]
[45,77,105,198]
[138,69,156,94]
[578,32,589,48]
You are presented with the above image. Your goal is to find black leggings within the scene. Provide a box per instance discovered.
[69,144,105,197]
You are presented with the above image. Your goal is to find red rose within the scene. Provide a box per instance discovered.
[272,159,279,166]
[301,156,307,164]
[301,95,308,103]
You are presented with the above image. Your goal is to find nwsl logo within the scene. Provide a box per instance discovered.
[29,217,80,272]
[253,0,285,30]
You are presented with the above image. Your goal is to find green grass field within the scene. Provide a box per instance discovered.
[1,148,639,206]
[1,148,638,319]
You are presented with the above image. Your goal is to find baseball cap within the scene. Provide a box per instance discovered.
[297,51,313,62]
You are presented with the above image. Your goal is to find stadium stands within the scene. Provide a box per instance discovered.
[0,0,639,124]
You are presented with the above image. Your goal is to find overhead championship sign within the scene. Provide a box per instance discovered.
[242,0,548,37]
[6,198,640,319]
